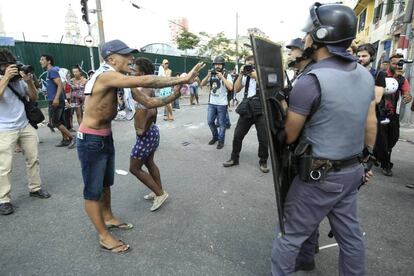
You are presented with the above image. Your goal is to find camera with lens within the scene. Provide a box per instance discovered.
[242,64,255,75]
[16,62,34,75]
[209,68,217,75]
[396,59,413,69]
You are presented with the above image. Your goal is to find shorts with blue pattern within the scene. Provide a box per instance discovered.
[130,124,160,161]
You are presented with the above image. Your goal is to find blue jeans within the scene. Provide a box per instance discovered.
[77,133,115,200]
[207,104,227,142]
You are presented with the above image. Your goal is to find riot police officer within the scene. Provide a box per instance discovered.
[271,3,377,275]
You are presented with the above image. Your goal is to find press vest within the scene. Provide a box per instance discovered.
[302,63,374,160]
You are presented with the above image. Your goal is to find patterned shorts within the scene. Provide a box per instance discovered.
[130,124,160,161]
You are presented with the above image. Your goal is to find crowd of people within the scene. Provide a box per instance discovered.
[0,1,413,274]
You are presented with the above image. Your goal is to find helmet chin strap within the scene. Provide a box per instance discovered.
[302,43,323,60]
[301,47,314,60]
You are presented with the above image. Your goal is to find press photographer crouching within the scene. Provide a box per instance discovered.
[0,49,50,215]
[222,55,269,173]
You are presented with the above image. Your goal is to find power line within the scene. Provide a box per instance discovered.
[129,1,187,30]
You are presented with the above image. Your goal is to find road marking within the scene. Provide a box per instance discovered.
[319,243,338,250]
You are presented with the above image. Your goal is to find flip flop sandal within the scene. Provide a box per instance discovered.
[100,240,131,254]
[106,223,134,230]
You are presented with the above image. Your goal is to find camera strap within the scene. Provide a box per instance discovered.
[243,76,250,99]
[8,84,27,104]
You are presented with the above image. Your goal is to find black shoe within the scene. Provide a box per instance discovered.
[29,189,51,199]
[295,260,315,272]
[259,163,270,173]
[47,123,55,132]
[208,138,218,145]
[223,159,239,167]
[216,142,224,149]
[0,202,14,215]
[56,139,70,147]
[67,138,76,149]
[382,167,392,177]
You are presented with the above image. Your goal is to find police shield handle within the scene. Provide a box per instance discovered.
[186,62,206,83]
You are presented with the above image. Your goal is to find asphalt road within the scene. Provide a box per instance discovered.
[1,95,413,276]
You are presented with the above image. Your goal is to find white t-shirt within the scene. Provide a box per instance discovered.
[209,73,233,106]
[0,78,29,131]
[242,76,257,98]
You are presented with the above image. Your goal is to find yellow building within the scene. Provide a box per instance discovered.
[353,0,376,44]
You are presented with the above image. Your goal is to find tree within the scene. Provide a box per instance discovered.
[176,29,200,51]
[198,32,235,61]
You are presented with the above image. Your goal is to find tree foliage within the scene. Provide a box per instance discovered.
[197,32,236,61]
[176,29,200,51]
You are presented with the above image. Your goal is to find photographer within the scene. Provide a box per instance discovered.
[0,49,50,215]
[222,55,269,172]
[375,53,412,176]
[200,56,233,149]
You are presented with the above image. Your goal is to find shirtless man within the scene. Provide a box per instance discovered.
[77,40,204,253]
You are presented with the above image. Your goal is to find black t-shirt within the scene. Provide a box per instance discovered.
[369,68,386,88]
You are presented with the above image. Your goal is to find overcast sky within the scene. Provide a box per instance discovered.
[0,0,345,49]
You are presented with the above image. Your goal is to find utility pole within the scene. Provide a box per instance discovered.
[87,24,95,70]
[236,12,239,73]
[81,0,95,70]
[96,0,106,60]
[398,0,414,123]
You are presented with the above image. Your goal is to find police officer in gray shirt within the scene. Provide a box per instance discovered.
[271,3,377,275]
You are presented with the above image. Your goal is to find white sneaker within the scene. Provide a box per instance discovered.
[380,118,390,125]
[144,192,156,200]
[150,192,169,212]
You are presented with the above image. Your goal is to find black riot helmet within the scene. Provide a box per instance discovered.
[213,56,226,65]
[286,38,304,50]
[302,2,357,45]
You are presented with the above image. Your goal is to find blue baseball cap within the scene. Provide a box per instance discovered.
[101,39,138,59]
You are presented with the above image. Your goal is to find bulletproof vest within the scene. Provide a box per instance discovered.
[301,63,374,160]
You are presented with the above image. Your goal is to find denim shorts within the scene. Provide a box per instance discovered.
[76,132,115,200]
[49,100,65,127]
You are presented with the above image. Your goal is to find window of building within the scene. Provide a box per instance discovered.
[386,0,394,15]
[383,40,392,59]
[358,9,367,33]
[373,2,384,23]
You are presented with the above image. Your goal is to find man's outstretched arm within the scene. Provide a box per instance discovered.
[103,62,205,89]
